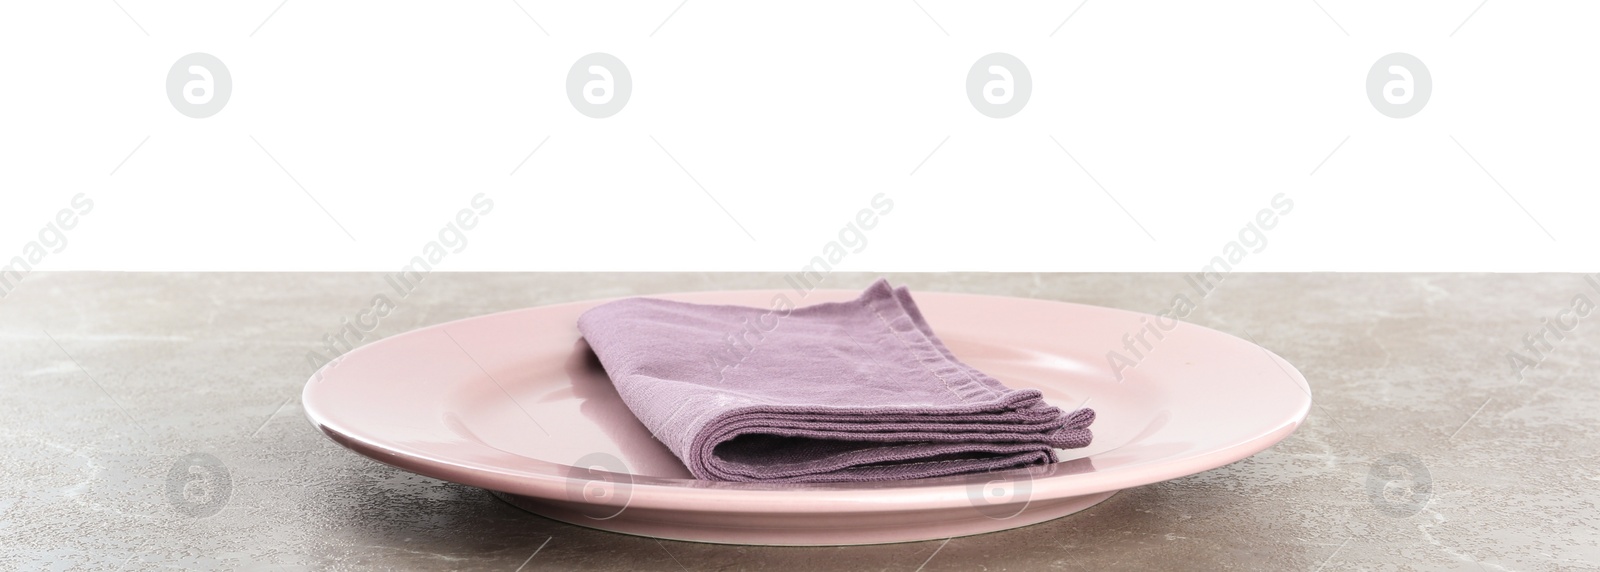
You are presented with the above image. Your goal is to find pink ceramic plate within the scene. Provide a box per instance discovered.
[302,288,1311,545]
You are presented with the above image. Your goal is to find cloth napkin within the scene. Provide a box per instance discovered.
[575,278,1094,483]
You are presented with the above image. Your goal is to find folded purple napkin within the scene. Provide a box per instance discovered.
[575,279,1094,483]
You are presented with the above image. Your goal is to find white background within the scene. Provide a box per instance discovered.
[2,1,1596,272]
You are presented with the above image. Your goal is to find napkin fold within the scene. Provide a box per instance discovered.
[575,279,1094,483]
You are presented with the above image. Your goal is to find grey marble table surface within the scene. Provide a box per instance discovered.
[2,272,1597,571]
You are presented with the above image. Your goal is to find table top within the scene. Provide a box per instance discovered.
[3,273,1596,571]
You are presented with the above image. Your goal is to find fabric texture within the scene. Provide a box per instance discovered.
[575,278,1095,483]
